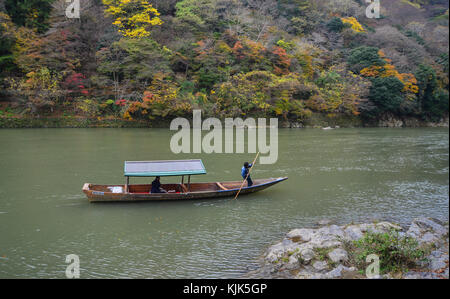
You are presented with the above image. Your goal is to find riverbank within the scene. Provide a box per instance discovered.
[248,217,449,279]
[0,116,169,128]
[285,114,449,128]
[0,114,448,129]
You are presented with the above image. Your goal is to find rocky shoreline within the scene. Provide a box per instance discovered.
[248,218,449,279]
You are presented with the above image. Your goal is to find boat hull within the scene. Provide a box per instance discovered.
[82,177,287,202]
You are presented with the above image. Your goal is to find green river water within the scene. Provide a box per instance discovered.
[0,128,448,278]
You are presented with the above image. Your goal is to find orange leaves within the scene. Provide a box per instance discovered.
[232,41,244,59]
[359,51,419,95]
[360,66,383,77]
[142,91,154,102]
[245,39,266,60]
[141,90,160,108]
[232,39,266,63]
[271,46,288,59]
[123,72,192,119]
[195,40,211,56]
[272,46,291,75]
[382,64,399,78]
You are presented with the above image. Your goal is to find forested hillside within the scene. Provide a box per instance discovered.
[0,0,448,126]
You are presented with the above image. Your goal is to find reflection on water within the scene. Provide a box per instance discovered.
[0,128,448,278]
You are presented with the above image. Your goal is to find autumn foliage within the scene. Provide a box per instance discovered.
[0,0,447,123]
[360,50,419,95]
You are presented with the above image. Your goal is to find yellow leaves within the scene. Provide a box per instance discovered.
[274,107,283,116]
[124,27,150,38]
[294,44,323,80]
[378,64,398,79]
[341,17,365,33]
[258,102,271,110]
[123,111,133,120]
[217,41,232,54]
[162,46,172,55]
[26,71,36,78]
[360,66,383,77]
[296,52,314,79]
[112,17,122,26]
[399,73,419,94]
[0,12,11,31]
[401,0,421,9]
[102,0,163,38]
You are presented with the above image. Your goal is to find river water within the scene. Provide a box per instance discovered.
[0,128,448,278]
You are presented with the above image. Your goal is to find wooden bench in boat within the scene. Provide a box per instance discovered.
[216,182,228,190]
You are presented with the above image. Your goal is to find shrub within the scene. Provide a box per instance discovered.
[426,88,449,121]
[368,77,405,114]
[414,64,449,120]
[349,230,426,274]
[348,46,385,73]
[74,98,99,117]
[276,39,294,52]
[327,17,345,33]
[341,17,365,33]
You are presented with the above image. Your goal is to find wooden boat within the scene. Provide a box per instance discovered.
[82,159,287,202]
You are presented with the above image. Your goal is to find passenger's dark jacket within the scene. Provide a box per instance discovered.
[151,179,161,193]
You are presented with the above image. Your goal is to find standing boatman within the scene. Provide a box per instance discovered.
[241,162,253,187]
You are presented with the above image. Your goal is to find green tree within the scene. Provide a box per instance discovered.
[4,0,54,33]
[96,38,172,100]
[348,46,385,73]
[368,77,405,114]
[327,17,345,33]
[415,64,449,120]
[415,64,437,105]
[427,89,449,121]
[0,12,17,75]
[175,0,217,30]
[6,67,64,115]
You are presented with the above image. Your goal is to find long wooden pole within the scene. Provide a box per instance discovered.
[234,152,260,200]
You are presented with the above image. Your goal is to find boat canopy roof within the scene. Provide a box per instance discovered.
[124,159,206,177]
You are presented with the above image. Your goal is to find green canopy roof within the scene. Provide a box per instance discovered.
[124,159,206,177]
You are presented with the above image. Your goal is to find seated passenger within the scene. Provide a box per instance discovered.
[151,176,167,193]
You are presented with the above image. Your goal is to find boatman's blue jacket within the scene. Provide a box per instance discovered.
[241,164,252,178]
